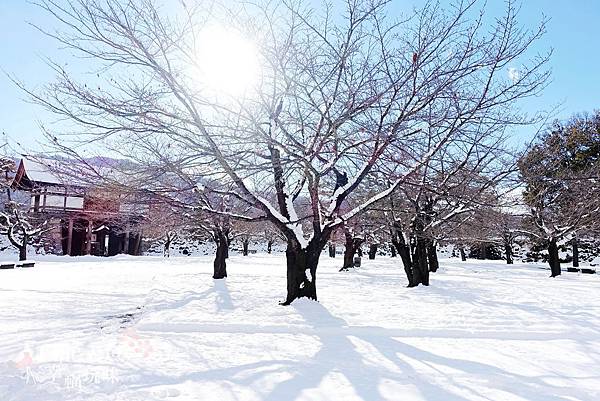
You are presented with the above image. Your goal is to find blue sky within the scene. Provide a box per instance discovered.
[1,1,599,152]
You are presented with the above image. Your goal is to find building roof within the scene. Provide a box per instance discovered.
[12,156,94,189]
[19,157,65,185]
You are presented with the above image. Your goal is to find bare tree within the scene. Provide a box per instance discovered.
[340,223,365,271]
[202,216,232,280]
[21,0,550,304]
[189,193,244,279]
[138,202,186,257]
[449,203,525,265]
[262,222,284,254]
[385,145,517,286]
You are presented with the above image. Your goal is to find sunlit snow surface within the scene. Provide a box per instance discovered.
[1,254,599,400]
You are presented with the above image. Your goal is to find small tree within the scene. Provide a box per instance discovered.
[261,223,284,254]
[191,211,232,279]
[234,221,263,256]
[0,202,47,261]
[0,154,48,260]
[485,208,524,265]
[451,205,524,265]
[139,203,186,257]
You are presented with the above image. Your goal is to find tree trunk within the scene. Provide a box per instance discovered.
[392,233,415,287]
[19,233,28,261]
[341,241,355,271]
[267,240,273,254]
[242,238,249,256]
[213,232,228,279]
[8,226,28,261]
[572,238,579,268]
[282,239,323,305]
[18,245,27,261]
[411,235,429,286]
[504,239,513,265]
[459,246,467,261]
[548,238,561,277]
[340,229,363,271]
[427,241,439,272]
[328,243,336,258]
[390,243,397,257]
[368,244,378,260]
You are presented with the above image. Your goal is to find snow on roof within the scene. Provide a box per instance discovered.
[20,157,66,185]
[16,156,201,196]
[17,156,98,187]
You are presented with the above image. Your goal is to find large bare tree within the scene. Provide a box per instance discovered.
[20,0,549,304]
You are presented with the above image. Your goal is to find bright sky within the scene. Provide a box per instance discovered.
[1,1,599,152]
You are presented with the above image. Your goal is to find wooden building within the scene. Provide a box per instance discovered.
[12,157,146,256]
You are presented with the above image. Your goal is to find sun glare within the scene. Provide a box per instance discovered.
[195,25,261,97]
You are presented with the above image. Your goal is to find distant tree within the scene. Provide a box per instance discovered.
[519,113,600,276]
[449,197,526,265]
[261,223,284,254]
[233,220,265,256]
[191,211,232,279]
[138,203,186,257]
[340,223,365,271]
[485,208,524,265]
[190,192,244,280]
[385,152,514,286]
[336,201,387,270]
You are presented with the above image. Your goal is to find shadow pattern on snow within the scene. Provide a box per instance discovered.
[129,299,596,401]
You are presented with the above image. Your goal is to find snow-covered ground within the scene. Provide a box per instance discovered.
[1,254,599,401]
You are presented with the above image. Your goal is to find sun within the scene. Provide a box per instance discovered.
[195,25,261,97]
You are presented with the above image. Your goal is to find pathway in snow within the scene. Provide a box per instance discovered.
[0,254,599,400]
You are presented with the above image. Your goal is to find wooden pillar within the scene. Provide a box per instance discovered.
[572,241,579,267]
[104,233,110,256]
[134,232,142,256]
[123,230,130,254]
[66,218,74,256]
[85,220,93,255]
[41,188,47,212]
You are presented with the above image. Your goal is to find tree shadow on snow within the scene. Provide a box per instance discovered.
[79,299,597,401]
[140,279,234,313]
[264,302,471,401]
[213,279,234,311]
[262,302,584,401]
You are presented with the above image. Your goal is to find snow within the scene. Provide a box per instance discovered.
[19,158,65,185]
[285,193,309,249]
[254,195,309,249]
[1,254,600,400]
[255,196,287,224]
